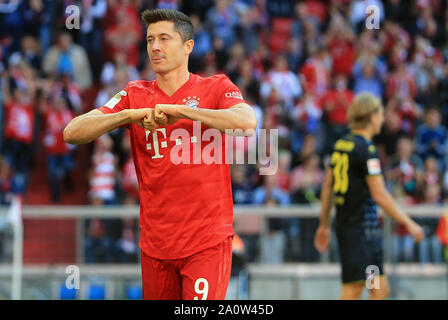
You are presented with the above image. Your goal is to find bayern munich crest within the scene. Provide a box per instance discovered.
[183,96,200,108]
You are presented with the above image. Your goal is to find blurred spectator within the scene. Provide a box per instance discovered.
[252,173,290,206]
[238,3,263,55]
[325,13,355,77]
[85,134,120,263]
[205,0,240,48]
[374,107,407,159]
[415,107,448,167]
[386,95,420,137]
[100,51,139,87]
[41,93,75,202]
[231,165,253,205]
[225,42,246,82]
[96,67,130,108]
[79,0,107,78]
[117,217,138,263]
[0,0,24,53]
[381,21,411,66]
[9,35,42,72]
[386,62,417,100]
[260,54,302,109]
[235,59,260,105]
[290,88,322,155]
[299,44,330,99]
[210,37,229,71]
[385,0,411,25]
[0,156,14,205]
[84,217,118,263]
[119,129,138,203]
[276,150,291,193]
[22,0,52,53]
[189,14,212,73]
[387,136,425,262]
[290,153,324,204]
[104,8,141,68]
[414,0,439,40]
[253,173,290,264]
[291,2,320,41]
[352,59,383,97]
[410,36,444,95]
[89,134,118,205]
[292,133,318,168]
[42,32,92,90]
[1,68,36,192]
[415,183,443,264]
[386,136,424,203]
[420,156,441,193]
[320,74,354,154]
[121,154,138,200]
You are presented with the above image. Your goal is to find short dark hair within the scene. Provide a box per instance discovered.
[141,9,193,43]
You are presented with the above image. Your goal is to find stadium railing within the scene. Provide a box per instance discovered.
[0,205,446,299]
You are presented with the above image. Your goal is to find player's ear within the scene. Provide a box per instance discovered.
[184,39,194,55]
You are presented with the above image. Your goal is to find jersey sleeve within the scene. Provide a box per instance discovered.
[97,85,130,114]
[213,75,247,109]
[360,143,382,177]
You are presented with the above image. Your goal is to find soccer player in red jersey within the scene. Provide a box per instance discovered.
[63,9,257,300]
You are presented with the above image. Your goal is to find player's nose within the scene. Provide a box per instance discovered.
[151,39,162,51]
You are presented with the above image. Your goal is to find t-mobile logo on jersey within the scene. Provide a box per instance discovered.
[144,122,278,175]
[146,128,168,159]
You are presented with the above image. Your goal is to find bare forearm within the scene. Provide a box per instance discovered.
[319,185,333,227]
[177,105,257,136]
[64,110,130,144]
[319,169,334,227]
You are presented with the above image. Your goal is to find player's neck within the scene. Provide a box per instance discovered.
[352,128,373,141]
[155,67,190,97]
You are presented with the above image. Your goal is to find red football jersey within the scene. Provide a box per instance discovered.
[43,108,74,155]
[98,73,246,259]
[4,101,34,144]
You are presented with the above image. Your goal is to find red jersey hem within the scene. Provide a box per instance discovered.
[139,232,234,261]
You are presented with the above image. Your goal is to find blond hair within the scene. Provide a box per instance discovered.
[347,92,383,129]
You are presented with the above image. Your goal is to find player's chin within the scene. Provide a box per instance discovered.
[151,62,169,73]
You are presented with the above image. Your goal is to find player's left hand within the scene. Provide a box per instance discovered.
[406,220,425,243]
[154,104,183,125]
[314,225,330,253]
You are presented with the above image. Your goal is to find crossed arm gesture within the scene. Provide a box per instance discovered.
[63,103,256,145]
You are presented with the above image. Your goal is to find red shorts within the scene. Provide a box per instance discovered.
[141,236,233,300]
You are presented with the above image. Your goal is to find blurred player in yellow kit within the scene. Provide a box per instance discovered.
[315,92,424,300]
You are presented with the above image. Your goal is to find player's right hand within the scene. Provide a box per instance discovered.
[128,108,158,132]
[314,225,330,253]
[154,107,169,125]
[406,220,425,243]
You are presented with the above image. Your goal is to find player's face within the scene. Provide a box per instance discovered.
[146,21,193,74]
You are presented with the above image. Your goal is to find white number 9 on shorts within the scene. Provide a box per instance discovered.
[193,278,209,300]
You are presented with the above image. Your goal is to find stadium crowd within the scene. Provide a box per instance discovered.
[0,0,448,264]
